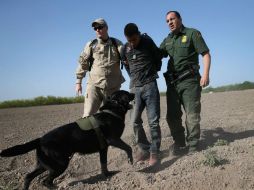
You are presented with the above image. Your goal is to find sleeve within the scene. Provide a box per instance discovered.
[115,38,123,54]
[148,38,162,71]
[120,43,130,76]
[75,41,92,84]
[192,30,209,55]
[159,38,169,58]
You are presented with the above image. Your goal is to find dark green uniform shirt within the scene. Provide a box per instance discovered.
[160,26,209,73]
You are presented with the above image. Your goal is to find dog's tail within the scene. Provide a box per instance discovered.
[0,138,40,157]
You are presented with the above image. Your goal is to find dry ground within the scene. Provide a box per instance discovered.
[1,89,254,190]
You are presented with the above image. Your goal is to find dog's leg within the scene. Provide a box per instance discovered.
[99,147,112,177]
[23,163,46,190]
[42,169,63,189]
[42,159,69,189]
[108,138,133,164]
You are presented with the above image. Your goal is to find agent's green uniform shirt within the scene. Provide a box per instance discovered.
[160,26,209,73]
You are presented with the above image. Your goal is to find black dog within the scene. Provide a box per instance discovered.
[0,90,134,190]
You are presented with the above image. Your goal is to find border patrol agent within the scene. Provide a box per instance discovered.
[160,11,211,155]
[76,18,125,117]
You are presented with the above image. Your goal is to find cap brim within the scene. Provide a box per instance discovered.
[91,22,97,27]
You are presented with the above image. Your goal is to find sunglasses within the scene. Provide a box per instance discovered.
[93,25,104,31]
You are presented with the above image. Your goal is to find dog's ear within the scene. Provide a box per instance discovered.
[109,91,119,101]
[99,96,113,111]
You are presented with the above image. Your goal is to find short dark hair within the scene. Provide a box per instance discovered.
[166,11,181,19]
[124,23,140,37]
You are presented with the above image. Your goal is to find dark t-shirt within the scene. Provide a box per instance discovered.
[123,34,161,88]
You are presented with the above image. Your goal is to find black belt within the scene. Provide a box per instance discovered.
[163,67,198,85]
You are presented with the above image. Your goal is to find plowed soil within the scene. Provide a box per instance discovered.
[1,90,254,190]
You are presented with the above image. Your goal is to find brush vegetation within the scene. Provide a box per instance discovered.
[0,81,253,108]
[201,148,230,167]
[202,81,254,93]
[0,96,84,109]
[213,139,229,146]
[201,149,223,167]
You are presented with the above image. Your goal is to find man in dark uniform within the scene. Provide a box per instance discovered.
[160,11,211,155]
[122,23,162,166]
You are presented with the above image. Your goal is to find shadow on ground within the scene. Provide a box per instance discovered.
[200,127,254,150]
[66,128,254,185]
[139,127,254,173]
[68,171,119,186]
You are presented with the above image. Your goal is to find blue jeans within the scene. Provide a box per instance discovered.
[132,81,161,154]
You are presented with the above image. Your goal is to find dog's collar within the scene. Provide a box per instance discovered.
[101,109,123,120]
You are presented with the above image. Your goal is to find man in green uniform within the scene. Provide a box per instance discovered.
[160,11,211,155]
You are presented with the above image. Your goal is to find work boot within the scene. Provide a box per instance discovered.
[135,150,149,162]
[149,153,159,166]
[169,143,187,156]
[187,144,200,156]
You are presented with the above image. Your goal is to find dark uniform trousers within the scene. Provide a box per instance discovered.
[166,75,201,147]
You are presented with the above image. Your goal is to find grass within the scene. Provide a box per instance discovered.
[0,81,253,108]
[160,81,254,95]
[213,139,229,146]
[202,81,254,93]
[0,96,84,109]
[201,149,224,167]
[201,139,230,167]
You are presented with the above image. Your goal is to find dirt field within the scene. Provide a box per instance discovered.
[1,89,254,190]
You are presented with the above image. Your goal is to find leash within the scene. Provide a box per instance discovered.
[88,116,107,149]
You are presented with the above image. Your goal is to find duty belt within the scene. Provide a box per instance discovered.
[163,67,198,85]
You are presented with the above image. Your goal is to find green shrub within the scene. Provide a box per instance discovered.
[1,81,253,108]
[202,81,254,93]
[202,149,223,167]
[0,96,84,109]
[214,139,229,146]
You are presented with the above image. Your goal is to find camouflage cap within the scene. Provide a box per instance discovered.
[92,18,108,27]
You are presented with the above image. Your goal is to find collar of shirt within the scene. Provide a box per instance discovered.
[169,25,186,38]
[128,35,144,50]
[97,37,110,45]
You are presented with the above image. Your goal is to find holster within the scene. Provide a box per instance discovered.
[163,72,175,85]
[163,66,198,85]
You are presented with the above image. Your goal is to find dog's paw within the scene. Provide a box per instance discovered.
[128,157,134,165]
[102,171,116,177]
[42,180,57,189]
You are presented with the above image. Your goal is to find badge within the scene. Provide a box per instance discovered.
[132,54,136,60]
[182,35,187,43]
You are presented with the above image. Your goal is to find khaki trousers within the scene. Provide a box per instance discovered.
[83,84,121,117]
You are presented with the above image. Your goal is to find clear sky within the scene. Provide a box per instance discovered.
[1,0,254,101]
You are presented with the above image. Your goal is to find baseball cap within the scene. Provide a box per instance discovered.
[91,18,108,27]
